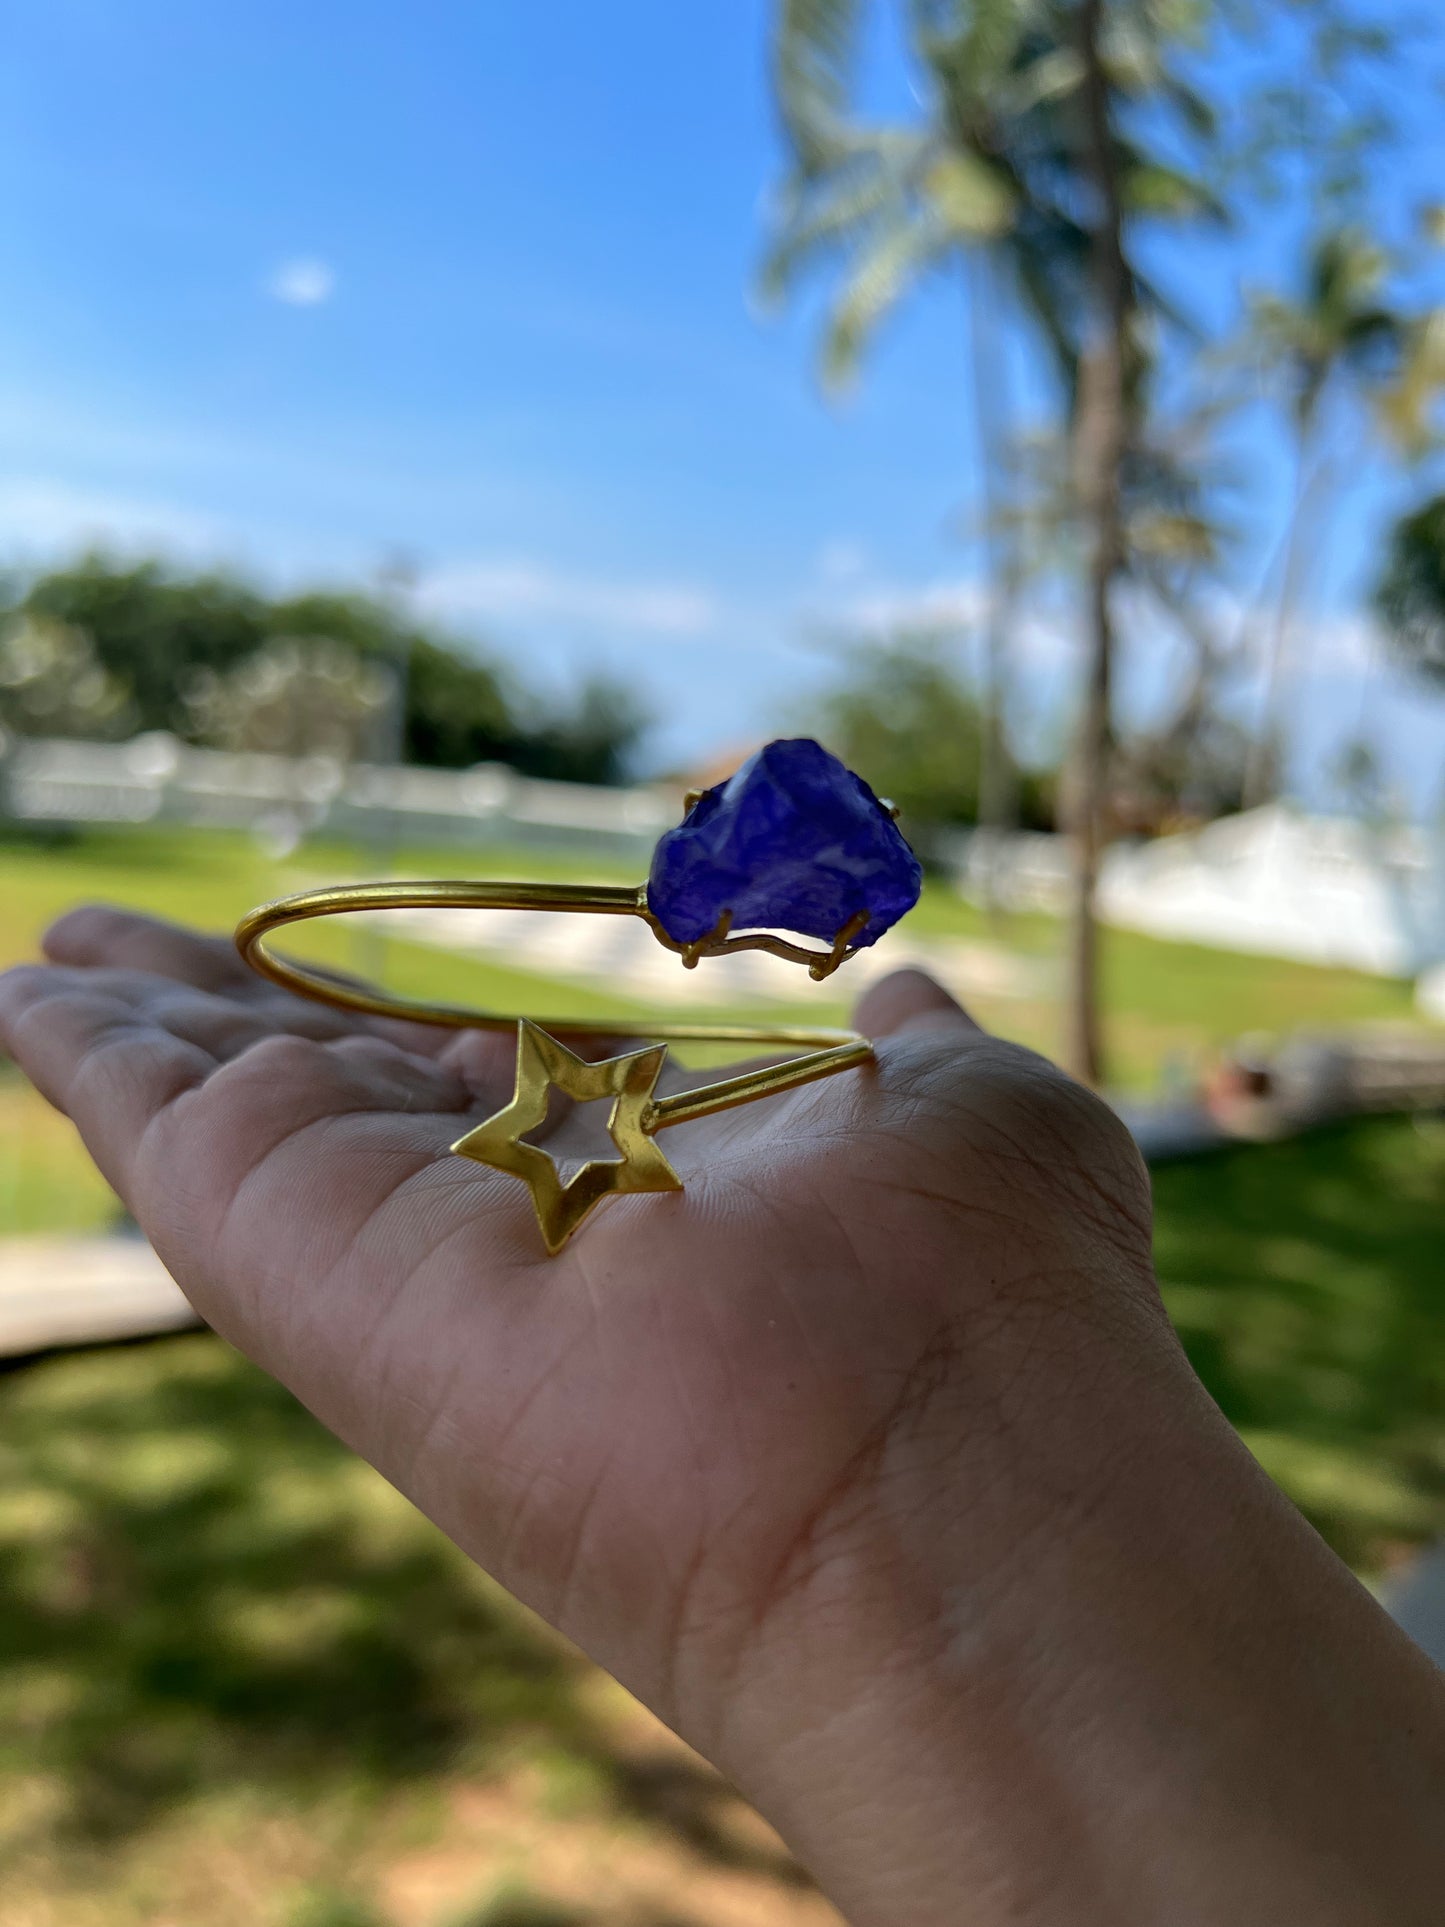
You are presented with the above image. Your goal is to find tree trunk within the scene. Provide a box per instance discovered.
[1067,0,1130,1088]
[967,249,1015,923]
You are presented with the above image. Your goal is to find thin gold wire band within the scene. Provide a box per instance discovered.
[234,880,874,1250]
[233,879,871,1053]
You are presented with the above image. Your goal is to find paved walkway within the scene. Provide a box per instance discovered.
[370,905,1053,1009]
[1380,1547,1445,1669]
[0,1233,197,1358]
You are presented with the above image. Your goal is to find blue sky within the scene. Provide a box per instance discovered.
[2,0,1443,810]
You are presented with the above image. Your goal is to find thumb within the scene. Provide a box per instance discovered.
[853,967,985,1042]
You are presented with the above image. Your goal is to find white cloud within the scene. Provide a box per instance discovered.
[0,477,227,555]
[420,559,719,638]
[816,538,869,583]
[1144,592,1390,686]
[802,571,991,638]
[846,578,990,633]
[0,478,721,644]
[267,258,336,307]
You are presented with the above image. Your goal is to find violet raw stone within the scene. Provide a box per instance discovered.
[646,738,923,949]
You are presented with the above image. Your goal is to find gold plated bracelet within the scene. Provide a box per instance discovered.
[235,741,922,1253]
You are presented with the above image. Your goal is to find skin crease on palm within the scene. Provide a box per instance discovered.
[3,905,1445,1927]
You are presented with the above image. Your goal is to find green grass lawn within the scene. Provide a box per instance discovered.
[0,1334,827,1927]
[0,822,1419,1049]
[0,820,1427,1243]
[1154,1115,1445,1569]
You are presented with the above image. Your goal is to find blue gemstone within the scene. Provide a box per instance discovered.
[646,738,923,949]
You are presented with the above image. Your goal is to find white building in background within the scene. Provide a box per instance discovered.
[1097,805,1445,979]
[957,803,1445,982]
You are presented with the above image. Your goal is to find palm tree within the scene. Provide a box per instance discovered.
[1241,228,1409,809]
[764,0,1043,903]
[1062,0,1131,1082]
[766,0,1213,1083]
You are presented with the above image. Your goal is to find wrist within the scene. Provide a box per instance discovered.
[713,1286,1445,1927]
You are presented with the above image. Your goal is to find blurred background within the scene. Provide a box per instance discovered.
[2,2,1445,1923]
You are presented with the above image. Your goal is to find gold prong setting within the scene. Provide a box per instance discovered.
[642,900,869,982]
[680,907,732,969]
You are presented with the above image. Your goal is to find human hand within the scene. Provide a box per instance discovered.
[3,907,1442,1926]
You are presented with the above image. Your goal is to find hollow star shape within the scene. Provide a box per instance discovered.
[450,1019,682,1254]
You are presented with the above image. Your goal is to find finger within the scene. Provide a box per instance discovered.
[435,1023,656,1129]
[435,1026,537,1114]
[854,966,984,1041]
[45,905,256,993]
[325,1032,472,1110]
[0,963,475,1202]
[0,964,218,1195]
[25,962,367,1053]
[44,902,453,1057]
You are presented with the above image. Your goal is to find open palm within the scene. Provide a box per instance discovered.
[10,905,1445,1927]
[1,907,1159,1784]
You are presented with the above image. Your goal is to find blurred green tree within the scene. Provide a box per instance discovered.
[0,614,135,741]
[517,673,651,788]
[401,635,519,768]
[1374,491,1445,690]
[184,637,393,761]
[813,628,1054,833]
[5,555,645,785]
[261,588,522,768]
[23,556,267,735]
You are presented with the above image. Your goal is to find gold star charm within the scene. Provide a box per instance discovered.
[450,1019,683,1254]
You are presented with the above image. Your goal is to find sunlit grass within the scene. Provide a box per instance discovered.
[1153,1114,1445,1568]
[0,1072,118,1236]
[0,1337,828,1927]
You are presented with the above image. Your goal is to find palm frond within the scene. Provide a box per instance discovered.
[1373,308,1445,458]
[773,0,868,169]
[922,148,1016,238]
[821,214,947,386]
[760,132,927,301]
[1245,224,1416,432]
[1123,158,1224,223]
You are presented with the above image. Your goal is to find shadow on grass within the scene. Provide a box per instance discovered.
[0,1335,563,1841]
[444,1899,693,1927]
[289,1884,700,1927]
[1153,1113,1445,1566]
[0,1330,808,1899]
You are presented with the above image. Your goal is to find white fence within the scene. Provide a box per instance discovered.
[0,730,678,861]
[7,735,1445,981]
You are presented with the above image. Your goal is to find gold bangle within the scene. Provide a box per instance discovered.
[234,877,873,1254]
